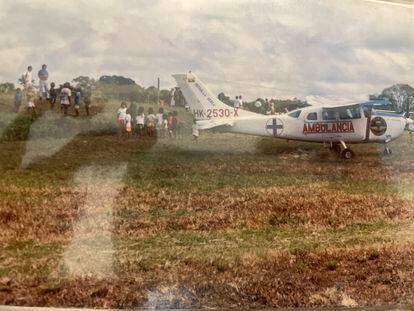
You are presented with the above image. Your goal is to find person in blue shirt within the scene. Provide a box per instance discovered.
[14,88,23,112]
[38,64,49,100]
[74,88,81,116]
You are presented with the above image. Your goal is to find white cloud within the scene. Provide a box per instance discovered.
[0,0,413,100]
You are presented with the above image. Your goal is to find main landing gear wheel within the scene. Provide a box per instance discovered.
[383,147,392,156]
[341,148,354,159]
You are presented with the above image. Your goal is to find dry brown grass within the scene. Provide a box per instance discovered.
[1,183,412,241]
[1,123,414,308]
[1,243,414,308]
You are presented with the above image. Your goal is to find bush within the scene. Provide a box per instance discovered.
[1,114,37,141]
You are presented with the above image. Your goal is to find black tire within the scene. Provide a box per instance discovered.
[341,148,354,159]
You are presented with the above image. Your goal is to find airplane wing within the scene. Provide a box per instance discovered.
[306,95,364,107]
[306,96,393,109]
[196,119,235,130]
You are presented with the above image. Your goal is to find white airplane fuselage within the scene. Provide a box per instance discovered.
[214,107,407,144]
[173,72,412,157]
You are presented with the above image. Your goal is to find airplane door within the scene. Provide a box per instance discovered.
[321,105,366,143]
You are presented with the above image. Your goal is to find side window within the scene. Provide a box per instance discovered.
[339,106,362,120]
[288,110,301,118]
[307,112,317,120]
[322,110,337,120]
[322,106,362,120]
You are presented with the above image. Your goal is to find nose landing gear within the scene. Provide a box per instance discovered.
[383,137,393,156]
[383,146,392,156]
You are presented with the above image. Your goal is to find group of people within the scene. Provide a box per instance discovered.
[168,87,187,108]
[15,64,91,117]
[233,95,244,109]
[116,103,199,141]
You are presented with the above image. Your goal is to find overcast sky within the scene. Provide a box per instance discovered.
[0,0,413,100]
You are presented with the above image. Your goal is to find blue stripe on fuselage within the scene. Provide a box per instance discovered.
[372,111,404,118]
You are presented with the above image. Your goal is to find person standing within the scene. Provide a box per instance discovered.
[22,66,33,89]
[175,88,183,106]
[254,98,262,113]
[26,85,36,118]
[135,106,145,137]
[74,88,81,116]
[192,119,199,143]
[49,82,58,110]
[270,99,275,114]
[265,98,271,115]
[171,110,179,139]
[129,102,138,122]
[234,96,240,109]
[124,112,132,138]
[145,107,157,137]
[83,89,92,116]
[38,64,49,100]
[117,102,128,132]
[156,107,164,133]
[60,82,72,115]
[238,95,243,109]
[14,88,23,113]
[161,113,168,138]
[169,88,176,107]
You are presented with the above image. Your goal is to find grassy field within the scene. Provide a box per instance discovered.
[0,94,414,308]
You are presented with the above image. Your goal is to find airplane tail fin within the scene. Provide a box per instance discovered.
[172,72,256,120]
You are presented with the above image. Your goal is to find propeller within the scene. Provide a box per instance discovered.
[406,117,414,132]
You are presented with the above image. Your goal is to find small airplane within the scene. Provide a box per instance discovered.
[173,72,414,159]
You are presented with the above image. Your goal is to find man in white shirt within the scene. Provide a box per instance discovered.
[254,99,262,113]
[22,66,33,89]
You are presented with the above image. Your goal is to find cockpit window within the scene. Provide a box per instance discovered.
[288,110,301,118]
[307,112,317,120]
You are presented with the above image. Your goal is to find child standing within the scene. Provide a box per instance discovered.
[82,88,92,116]
[26,85,36,118]
[124,112,132,138]
[49,82,58,110]
[192,119,199,143]
[60,82,72,115]
[74,88,81,116]
[146,107,157,137]
[156,107,164,134]
[117,102,128,133]
[172,110,179,139]
[167,112,174,138]
[135,106,145,137]
[14,88,23,113]
[162,113,168,138]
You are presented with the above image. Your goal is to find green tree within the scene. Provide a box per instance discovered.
[0,83,15,94]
